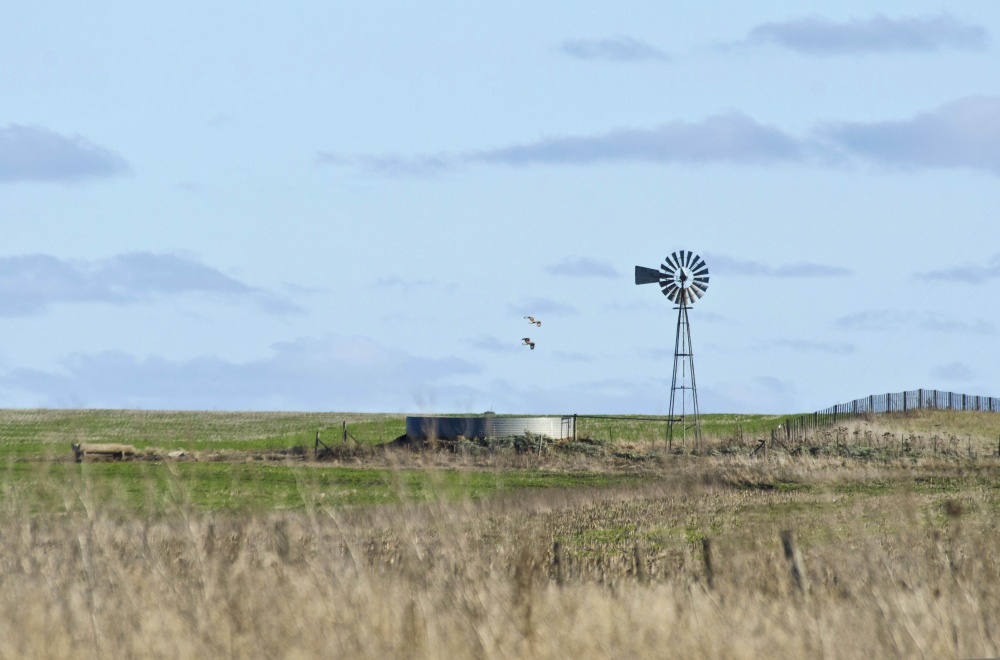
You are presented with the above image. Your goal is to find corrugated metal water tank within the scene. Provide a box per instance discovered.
[406,416,575,441]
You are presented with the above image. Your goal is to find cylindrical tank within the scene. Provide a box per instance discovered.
[405,416,574,441]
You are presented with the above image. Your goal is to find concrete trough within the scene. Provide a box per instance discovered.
[406,415,575,442]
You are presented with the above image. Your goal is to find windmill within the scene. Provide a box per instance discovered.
[635,251,709,447]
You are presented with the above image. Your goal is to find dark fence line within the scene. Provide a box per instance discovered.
[777,389,1000,440]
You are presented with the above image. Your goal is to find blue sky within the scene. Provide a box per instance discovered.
[3,2,1000,414]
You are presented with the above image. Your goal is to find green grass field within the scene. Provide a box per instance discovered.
[0,409,405,459]
[2,407,1000,519]
[0,459,641,514]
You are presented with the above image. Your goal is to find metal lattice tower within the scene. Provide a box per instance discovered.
[635,250,709,447]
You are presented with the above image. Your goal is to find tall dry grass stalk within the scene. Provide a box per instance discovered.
[0,456,997,658]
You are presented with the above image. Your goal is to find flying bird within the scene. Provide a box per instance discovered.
[521,338,536,350]
[524,316,541,327]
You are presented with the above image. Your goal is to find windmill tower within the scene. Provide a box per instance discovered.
[635,251,710,447]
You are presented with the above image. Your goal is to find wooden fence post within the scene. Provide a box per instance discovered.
[633,544,648,584]
[781,530,809,596]
[552,541,564,586]
[702,538,715,589]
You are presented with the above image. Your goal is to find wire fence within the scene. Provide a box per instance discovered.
[777,389,1000,440]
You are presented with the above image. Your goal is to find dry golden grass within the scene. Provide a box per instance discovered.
[1,454,998,658]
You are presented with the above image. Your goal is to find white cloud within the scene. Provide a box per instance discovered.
[836,310,995,334]
[559,36,669,62]
[470,113,803,166]
[706,254,851,278]
[819,97,1000,172]
[324,98,1000,177]
[931,362,975,381]
[916,254,1000,283]
[745,14,989,55]
[0,252,300,317]
[0,335,479,411]
[0,124,129,183]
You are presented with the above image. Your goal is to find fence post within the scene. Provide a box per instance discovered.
[781,530,809,597]
[903,391,908,413]
[553,541,564,586]
[702,538,715,590]
[573,414,578,443]
[634,544,648,584]
[919,389,923,408]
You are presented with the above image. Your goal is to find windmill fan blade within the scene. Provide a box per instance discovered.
[640,251,710,304]
[634,266,661,285]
